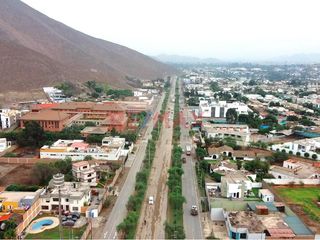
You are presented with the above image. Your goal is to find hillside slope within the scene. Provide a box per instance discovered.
[0,0,175,92]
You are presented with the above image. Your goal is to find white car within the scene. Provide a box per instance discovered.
[148,196,154,205]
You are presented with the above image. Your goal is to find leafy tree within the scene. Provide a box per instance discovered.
[299,117,315,126]
[287,115,299,121]
[0,220,17,239]
[244,159,269,181]
[195,147,207,160]
[55,81,78,97]
[226,108,238,124]
[223,137,237,149]
[187,97,199,106]
[248,79,257,86]
[210,82,221,92]
[236,159,242,170]
[268,151,288,163]
[17,121,45,148]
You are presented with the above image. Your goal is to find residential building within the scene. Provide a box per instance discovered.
[199,100,251,118]
[258,189,274,202]
[269,159,320,179]
[271,137,320,160]
[0,138,11,152]
[39,179,91,213]
[43,87,67,103]
[0,109,21,129]
[220,173,255,199]
[203,123,251,146]
[40,136,127,161]
[72,161,98,186]
[206,145,234,160]
[0,190,41,213]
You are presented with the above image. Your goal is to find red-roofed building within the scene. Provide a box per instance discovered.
[20,102,129,132]
[0,213,12,222]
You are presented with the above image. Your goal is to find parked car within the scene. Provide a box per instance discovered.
[70,212,80,219]
[62,220,75,227]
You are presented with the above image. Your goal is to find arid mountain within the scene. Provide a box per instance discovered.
[0,0,176,93]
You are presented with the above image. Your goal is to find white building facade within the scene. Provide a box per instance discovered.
[199,101,251,118]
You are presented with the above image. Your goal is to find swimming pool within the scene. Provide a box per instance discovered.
[31,219,54,230]
[27,217,59,234]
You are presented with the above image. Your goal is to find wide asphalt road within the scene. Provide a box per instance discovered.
[179,80,203,239]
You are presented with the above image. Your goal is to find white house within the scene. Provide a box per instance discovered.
[221,173,255,199]
[40,136,127,161]
[271,137,320,160]
[269,159,320,179]
[39,177,91,213]
[258,189,274,202]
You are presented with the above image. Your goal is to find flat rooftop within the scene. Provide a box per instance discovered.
[0,191,38,202]
[228,211,265,232]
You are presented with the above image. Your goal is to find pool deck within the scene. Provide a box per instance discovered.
[27,217,59,234]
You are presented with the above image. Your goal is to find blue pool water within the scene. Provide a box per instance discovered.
[31,219,54,230]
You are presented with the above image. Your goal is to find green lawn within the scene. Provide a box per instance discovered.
[26,225,87,239]
[276,187,320,223]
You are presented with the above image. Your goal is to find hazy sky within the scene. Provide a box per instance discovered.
[22,0,320,60]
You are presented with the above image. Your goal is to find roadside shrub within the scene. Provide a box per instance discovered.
[304,152,310,158]
[312,154,318,160]
[6,184,39,192]
[296,152,301,156]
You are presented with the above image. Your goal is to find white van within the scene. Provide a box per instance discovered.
[148,196,154,205]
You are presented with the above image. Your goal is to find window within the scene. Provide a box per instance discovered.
[240,233,247,239]
[72,207,79,211]
[65,198,69,202]
[45,199,50,203]
[42,205,49,210]
[53,198,59,202]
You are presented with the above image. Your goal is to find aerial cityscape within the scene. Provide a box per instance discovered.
[1,0,320,239]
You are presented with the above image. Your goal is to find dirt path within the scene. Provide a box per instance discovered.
[135,81,175,239]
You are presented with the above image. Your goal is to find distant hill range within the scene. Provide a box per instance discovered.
[0,0,175,93]
[154,54,222,64]
[265,53,320,64]
[155,53,320,65]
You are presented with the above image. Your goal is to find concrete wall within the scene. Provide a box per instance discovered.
[263,178,320,185]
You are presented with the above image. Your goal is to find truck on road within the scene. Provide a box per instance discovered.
[186,145,192,156]
[190,205,198,216]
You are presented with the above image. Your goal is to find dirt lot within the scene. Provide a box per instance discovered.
[0,164,18,179]
[12,147,40,158]
[0,164,35,187]
[289,204,320,234]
